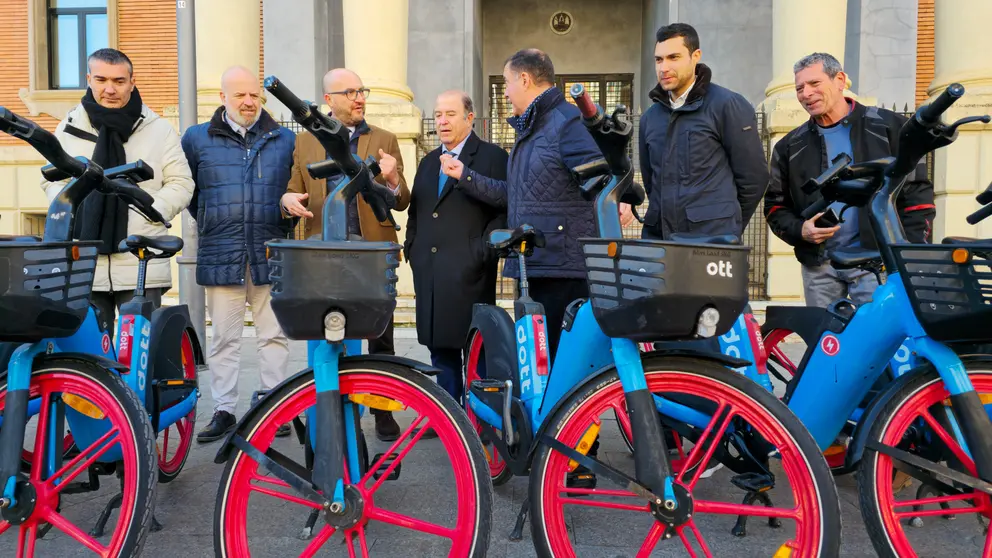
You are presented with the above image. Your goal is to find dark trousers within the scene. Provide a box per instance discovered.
[430,347,463,404]
[526,278,589,362]
[91,288,164,332]
[368,316,394,417]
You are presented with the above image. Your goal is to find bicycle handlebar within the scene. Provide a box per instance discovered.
[0,107,87,178]
[263,76,361,178]
[918,83,965,126]
[571,84,599,120]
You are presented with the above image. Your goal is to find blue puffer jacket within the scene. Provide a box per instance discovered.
[181,107,296,286]
[458,87,602,279]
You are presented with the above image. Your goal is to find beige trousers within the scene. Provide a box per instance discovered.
[206,270,290,414]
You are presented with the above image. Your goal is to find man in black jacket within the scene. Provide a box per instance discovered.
[406,91,507,407]
[764,52,935,307]
[639,23,768,241]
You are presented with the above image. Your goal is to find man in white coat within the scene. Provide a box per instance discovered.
[41,48,194,329]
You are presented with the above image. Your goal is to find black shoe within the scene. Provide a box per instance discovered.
[275,424,291,438]
[197,410,236,443]
[373,411,400,442]
[412,426,438,439]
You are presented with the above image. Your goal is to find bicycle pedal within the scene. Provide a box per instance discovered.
[565,470,597,494]
[470,379,508,393]
[371,452,401,481]
[730,472,775,493]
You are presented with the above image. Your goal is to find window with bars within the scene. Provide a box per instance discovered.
[488,74,635,147]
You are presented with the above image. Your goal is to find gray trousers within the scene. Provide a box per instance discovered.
[801,262,880,308]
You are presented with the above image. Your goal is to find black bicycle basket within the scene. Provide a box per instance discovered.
[890,243,992,343]
[0,238,100,342]
[266,239,401,340]
[580,238,750,342]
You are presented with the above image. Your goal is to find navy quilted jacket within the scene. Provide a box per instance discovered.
[458,87,601,279]
[181,107,296,286]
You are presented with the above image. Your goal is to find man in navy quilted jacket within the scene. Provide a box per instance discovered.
[440,48,601,362]
[181,65,297,443]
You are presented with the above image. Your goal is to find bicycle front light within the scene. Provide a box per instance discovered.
[696,307,720,338]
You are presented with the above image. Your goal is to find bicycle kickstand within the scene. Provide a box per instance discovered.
[90,470,163,537]
[509,497,529,541]
[298,429,320,540]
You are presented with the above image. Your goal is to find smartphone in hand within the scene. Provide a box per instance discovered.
[814,207,841,228]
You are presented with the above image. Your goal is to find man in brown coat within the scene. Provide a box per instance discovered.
[281,68,411,441]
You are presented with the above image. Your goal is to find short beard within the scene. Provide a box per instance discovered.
[228,109,260,128]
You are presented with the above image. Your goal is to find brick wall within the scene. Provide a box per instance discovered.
[0,0,60,145]
[917,0,935,106]
[118,0,179,116]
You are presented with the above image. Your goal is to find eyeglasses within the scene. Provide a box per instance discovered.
[327,88,370,101]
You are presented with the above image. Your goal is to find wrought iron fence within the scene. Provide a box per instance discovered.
[419,110,772,300]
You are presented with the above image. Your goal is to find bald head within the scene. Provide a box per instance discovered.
[219,65,261,127]
[322,68,367,126]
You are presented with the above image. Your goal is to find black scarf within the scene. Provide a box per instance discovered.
[75,87,144,254]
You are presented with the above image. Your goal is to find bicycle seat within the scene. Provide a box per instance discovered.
[488,224,546,255]
[830,248,881,270]
[120,234,184,256]
[669,233,741,246]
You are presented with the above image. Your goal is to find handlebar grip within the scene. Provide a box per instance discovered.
[263,76,312,120]
[41,163,71,183]
[0,107,87,178]
[569,83,598,120]
[966,202,992,226]
[105,178,166,224]
[801,198,831,220]
[620,181,646,206]
[918,83,965,125]
[307,159,341,180]
[977,185,992,206]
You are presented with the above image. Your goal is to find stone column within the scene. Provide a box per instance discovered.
[759,0,849,302]
[195,0,261,121]
[342,0,422,303]
[927,0,992,241]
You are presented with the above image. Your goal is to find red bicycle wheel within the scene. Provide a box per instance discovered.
[530,356,840,557]
[463,330,512,485]
[859,367,992,557]
[0,359,157,557]
[157,330,198,483]
[214,360,492,557]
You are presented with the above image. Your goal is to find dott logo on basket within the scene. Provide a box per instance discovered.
[706,260,734,278]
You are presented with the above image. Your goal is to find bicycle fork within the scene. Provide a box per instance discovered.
[0,343,46,515]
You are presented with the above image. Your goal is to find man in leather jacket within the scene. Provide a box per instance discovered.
[764,52,935,307]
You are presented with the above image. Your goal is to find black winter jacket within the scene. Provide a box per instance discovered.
[638,64,769,239]
[763,101,935,267]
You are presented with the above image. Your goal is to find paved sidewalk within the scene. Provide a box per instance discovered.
[0,329,970,556]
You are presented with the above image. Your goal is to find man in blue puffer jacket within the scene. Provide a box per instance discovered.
[181,66,296,443]
[441,48,602,361]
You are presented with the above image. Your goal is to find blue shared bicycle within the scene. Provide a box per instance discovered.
[597,82,992,557]
[0,107,202,556]
[463,84,842,556]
